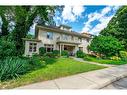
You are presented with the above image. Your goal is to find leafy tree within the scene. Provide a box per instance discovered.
[0,6,60,55]
[0,37,16,59]
[100,6,127,49]
[0,7,12,36]
[89,36,124,57]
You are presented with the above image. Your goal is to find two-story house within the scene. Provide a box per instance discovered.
[23,25,93,56]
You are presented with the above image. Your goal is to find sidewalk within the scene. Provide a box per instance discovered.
[16,64,127,89]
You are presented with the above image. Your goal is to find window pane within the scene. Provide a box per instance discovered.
[47,32,53,39]
[29,43,37,52]
[33,47,36,52]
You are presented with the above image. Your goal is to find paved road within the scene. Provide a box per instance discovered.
[102,77,127,89]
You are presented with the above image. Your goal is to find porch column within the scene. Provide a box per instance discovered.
[60,44,61,56]
[75,45,79,57]
[63,44,64,51]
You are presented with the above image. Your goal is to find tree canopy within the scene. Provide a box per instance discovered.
[89,36,124,57]
[0,6,60,55]
[100,6,127,49]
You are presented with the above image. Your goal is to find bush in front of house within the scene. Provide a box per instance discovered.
[44,52,54,58]
[0,57,30,81]
[61,50,69,57]
[0,37,16,59]
[52,50,60,57]
[39,47,46,56]
[29,54,46,69]
[119,51,127,61]
[0,55,46,81]
[110,56,121,61]
[76,50,85,58]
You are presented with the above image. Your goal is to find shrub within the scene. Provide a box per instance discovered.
[29,54,46,69]
[44,52,54,58]
[42,57,57,64]
[76,50,85,58]
[119,51,127,61]
[39,47,46,56]
[0,57,30,81]
[52,50,60,57]
[61,50,69,57]
[110,56,121,61]
[84,55,97,61]
[89,36,124,57]
[0,37,16,59]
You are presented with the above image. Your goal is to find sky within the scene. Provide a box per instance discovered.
[0,6,120,36]
[54,5,120,35]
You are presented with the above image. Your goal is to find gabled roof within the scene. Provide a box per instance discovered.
[35,25,93,39]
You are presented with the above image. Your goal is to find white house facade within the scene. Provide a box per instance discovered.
[23,25,93,56]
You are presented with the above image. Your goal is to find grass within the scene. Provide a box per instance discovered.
[0,57,105,89]
[84,55,127,65]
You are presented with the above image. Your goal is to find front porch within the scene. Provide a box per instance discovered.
[57,43,79,56]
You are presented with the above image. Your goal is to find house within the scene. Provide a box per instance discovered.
[23,25,93,56]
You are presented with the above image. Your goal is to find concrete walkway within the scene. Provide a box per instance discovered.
[16,64,127,89]
[72,57,116,67]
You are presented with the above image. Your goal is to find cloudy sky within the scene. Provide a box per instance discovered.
[54,5,120,35]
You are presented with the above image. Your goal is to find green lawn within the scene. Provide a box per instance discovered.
[0,57,105,89]
[84,56,127,65]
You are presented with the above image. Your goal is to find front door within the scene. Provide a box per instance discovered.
[64,45,75,56]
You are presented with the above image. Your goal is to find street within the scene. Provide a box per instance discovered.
[102,77,127,89]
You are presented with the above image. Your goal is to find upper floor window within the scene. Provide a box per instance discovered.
[47,32,53,39]
[79,38,82,42]
[71,36,74,40]
[75,37,78,41]
[86,38,90,42]
[63,34,68,40]
[29,43,37,52]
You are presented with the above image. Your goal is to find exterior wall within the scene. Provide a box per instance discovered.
[78,38,91,53]
[38,29,60,50]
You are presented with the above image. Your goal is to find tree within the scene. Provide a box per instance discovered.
[0,7,12,36]
[89,36,124,57]
[100,6,127,49]
[0,6,59,55]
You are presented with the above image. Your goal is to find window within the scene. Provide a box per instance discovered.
[44,44,54,52]
[86,38,90,42]
[63,34,68,40]
[78,38,82,42]
[75,37,78,41]
[71,36,74,40]
[47,32,53,39]
[29,43,37,52]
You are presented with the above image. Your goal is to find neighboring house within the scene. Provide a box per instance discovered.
[23,25,93,56]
